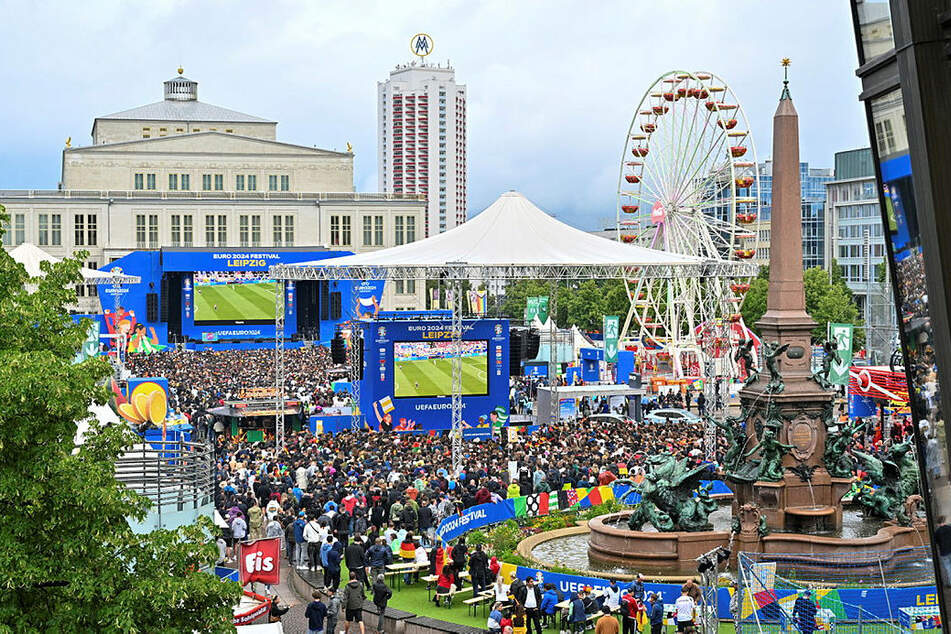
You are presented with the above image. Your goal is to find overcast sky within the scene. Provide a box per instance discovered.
[0,1,868,230]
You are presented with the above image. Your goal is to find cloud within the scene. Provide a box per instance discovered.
[0,0,867,229]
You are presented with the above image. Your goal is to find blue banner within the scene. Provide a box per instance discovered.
[435,500,516,543]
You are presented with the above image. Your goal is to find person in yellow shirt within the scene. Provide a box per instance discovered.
[507,481,521,498]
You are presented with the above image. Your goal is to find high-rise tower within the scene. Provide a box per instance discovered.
[377,58,467,237]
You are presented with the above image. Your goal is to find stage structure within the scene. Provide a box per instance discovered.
[271,191,749,467]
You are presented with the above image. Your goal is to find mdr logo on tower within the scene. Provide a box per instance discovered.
[238,538,281,586]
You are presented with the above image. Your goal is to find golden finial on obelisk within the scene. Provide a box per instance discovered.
[65,136,71,148]
[177,66,184,75]
[780,58,792,100]
[346,142,353,153]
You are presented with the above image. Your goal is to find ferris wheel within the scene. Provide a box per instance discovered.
[616,70,761,378]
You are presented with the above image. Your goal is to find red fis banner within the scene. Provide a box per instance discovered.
[238,538,281,586]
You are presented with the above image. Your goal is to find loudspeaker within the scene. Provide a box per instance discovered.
[628,373,642,389]
[524,328,540,359]
[159,277,169,322]
[331,334,347,364]
[146,292,158,322]
[509,329,523,376]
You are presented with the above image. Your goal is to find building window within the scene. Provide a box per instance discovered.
[202,174,212,191]
[284,216,294,245]
[136,215,146,248]
[273,215,283,245]
[49,214,61,246]
[239,215,249,247]
[251,215,261,246]
[363,216,373,246]
[183,215,193,246]
[148,214,158,247]
[86,261,98,297]
[169,174,178,190]
[406,216,416,243]
[134,173,144,190]
[181,174,190,191]
[205,215,215,245]
[342,216,351,246]
[247,175,257,191]
[14,213,24,245]
[217,215,227,245]
[395,216,405,246]
[330,216,340,246]
[146,174,156,190]
[38,214,49,246]
[87,214,97,246]
[395,279,404,294]
[269,175,278,191]
[374,215,384,246]
[171,215,181,246]
[406,279,416,294]
[236,175,245,191]
[281,175,289,191]
[74,214,85,246]
[214,174,223,191]
[875,119,896,155]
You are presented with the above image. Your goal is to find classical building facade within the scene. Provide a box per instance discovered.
[377,61,467,236]
[1,72,426,312]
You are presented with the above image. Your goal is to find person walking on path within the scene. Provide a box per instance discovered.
[305,590,328,634]
[342,571,366,634]
[371,574,392,634]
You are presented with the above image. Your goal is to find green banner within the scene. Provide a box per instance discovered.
[828,322,854,385]
[537,296,550,324]
[603,315,619,363]
[524,296,540,323]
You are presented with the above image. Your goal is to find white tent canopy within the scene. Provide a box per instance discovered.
[271,191,747,281]
[9,243,140,283]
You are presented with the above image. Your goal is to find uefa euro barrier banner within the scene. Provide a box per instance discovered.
[238,538,281,586]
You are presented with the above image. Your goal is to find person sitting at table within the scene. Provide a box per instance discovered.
[487,602,504,634]
[433,562,458,607]
[399,533,417,585]
[568,591,588,634]
[493,574,510,605]
[540,583,559,628]
[413,540,428,584]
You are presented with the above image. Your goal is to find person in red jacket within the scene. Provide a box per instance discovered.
[433,562,458,607]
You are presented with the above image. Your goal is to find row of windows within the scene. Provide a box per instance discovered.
[329,215,416,247]
[839,223,884,238]
[133,173,291,192]
[75,261,99,298]
[135,214,296,248]
[839,243,886,259]
[1,213,98,248]
[141,126,234,138]
[836,203,880,219]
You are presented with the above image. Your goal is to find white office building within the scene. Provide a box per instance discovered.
[1,72,427,313]
[377,61,467,237]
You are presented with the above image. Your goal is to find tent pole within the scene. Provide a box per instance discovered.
[275,280,286,453]
[549,280,558,426]
[450,280,464,475]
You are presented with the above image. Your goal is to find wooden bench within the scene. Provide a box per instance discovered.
[463,592,494,618]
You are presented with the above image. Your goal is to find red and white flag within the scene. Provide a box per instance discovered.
[238,538,281,586]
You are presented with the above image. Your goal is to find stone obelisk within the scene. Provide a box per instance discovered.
[733,61,844,532]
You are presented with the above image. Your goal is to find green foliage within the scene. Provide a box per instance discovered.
[578,498,626,521]
[0,205,241,632]
[484,520,523,556]
[465,529,489,547]
[740,264,865,347]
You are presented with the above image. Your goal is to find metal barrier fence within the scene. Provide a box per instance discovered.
[113,438,214,526]
[736,549,937,634]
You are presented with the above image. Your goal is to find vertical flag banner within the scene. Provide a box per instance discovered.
[468,289,487,315]
[604,315,620,363]
[238,538,281,586]
[828,322,854,385]
[537,296,550,324]
[524,296,540,323]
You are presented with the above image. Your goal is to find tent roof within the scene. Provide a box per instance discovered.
[272,191,748,281]
[9,243,140,283]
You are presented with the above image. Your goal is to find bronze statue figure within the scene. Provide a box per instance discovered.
[626,453,715,532]
[734,338,759,386]
[763,341,790,394]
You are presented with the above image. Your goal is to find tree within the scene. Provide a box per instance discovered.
[0,206,241,631]
[739,266,769,329]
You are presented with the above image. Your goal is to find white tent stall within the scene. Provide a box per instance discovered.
[270,191,749,470]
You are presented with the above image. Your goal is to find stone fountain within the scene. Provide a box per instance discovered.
[583,68,929,577]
